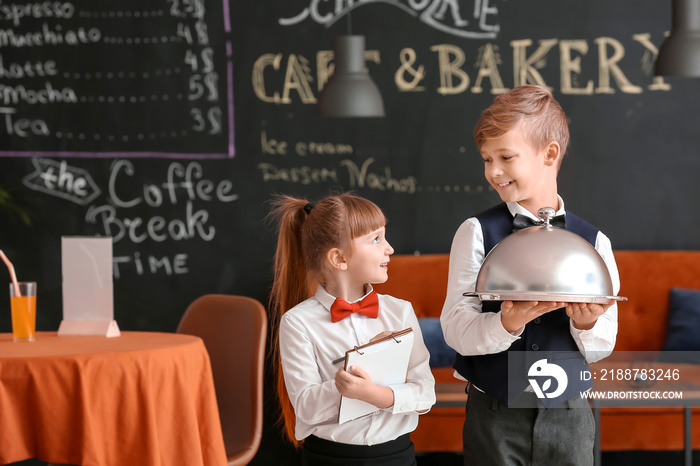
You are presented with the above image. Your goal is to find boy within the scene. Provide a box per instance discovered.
[440,85,619,466]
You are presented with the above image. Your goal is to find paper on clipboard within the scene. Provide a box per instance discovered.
[338,328,414,425]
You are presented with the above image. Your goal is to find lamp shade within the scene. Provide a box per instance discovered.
[317,35,385,117]
[655,0,700,77]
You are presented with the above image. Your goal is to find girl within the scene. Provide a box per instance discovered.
[268,193,435,466]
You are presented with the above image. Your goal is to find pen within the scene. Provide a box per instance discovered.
[332,356,345,365]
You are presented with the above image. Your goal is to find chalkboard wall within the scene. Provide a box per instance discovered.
[1,0,699,463]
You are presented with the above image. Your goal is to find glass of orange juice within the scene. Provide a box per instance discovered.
[9,282,37,342]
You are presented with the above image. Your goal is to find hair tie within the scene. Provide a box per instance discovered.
[303,202,315,214]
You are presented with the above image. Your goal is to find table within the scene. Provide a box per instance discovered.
[434,382,468,407]
[589,362,700,466]
[0,331,227,466]
[433,366,700,466]
[592,396,700,466]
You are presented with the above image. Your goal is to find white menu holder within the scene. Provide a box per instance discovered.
[58,236,120,337]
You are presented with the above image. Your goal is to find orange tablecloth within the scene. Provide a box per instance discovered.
[0,331,227,466]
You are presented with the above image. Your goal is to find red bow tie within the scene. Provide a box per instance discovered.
[330,291,379,323]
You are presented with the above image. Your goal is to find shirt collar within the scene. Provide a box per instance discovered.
[506,196,566,221]
[315,284,376,313]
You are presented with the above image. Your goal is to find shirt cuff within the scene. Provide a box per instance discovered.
[569,319,596,354]
[491,311,522,341]
[570,318,593,338]
[389,384,416,414]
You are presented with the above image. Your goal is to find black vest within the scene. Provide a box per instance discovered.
[454,203,598,407]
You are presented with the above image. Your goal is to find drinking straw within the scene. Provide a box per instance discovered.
[0,250,21,297]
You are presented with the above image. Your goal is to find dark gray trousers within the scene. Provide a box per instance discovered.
[463,385,595,466]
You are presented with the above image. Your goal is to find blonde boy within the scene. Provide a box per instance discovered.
[441,85,619,465]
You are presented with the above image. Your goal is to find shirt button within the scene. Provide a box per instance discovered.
[533,318,541,324]
[367,441,374,446]
[531,344,539,350]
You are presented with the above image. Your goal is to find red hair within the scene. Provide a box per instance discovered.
[474,85,570,166]
[267,193,386,446]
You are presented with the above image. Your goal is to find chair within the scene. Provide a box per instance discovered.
[177,295,267,466]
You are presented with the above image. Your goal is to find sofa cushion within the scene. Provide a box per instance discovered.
[418,318,456,368]
[659,287,700,363]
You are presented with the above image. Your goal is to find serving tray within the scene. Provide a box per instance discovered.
[463,291,628,304]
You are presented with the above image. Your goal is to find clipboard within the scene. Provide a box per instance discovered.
[338,328,414,425]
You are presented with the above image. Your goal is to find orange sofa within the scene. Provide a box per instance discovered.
[373,251,700,453]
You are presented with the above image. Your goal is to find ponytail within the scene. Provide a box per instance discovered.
[268,196,310,447]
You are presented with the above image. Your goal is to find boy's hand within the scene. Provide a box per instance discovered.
[335,365,394,409]
[566,302,612,330]
[500,300,566,333]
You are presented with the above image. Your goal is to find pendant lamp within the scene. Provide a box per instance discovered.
[317,35,385,117]
[655,0,700,77]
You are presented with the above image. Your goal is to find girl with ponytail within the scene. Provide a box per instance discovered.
[268,192,435,466]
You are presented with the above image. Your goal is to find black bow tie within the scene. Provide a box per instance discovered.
[512,213,566,233]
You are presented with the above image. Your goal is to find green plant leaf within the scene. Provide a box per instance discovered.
[0,185,31,226]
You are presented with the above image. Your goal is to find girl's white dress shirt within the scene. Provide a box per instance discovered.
[280,285,436,445]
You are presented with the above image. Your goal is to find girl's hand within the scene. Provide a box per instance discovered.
[335,365,374,398]
[335,365,394,409]
[566,302,611,330]
[369,331,394,343]
[500,300,566,333]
